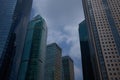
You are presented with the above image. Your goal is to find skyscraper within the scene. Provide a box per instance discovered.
[79,20,95,80]
[10,1,33,80]
[62,56,74,80]
[0,0,33,80]
[0,1,18,72]
[44,43,62,80]
[82,0,120,80]
[17,15,47,80]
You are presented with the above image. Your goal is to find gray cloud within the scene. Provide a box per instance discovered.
[32,0,84,80]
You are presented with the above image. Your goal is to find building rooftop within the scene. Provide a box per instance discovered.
[62,56,73,63]
[47,43,62,51]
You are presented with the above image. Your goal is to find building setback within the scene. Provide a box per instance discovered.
[62,56,74,80]
[79,20,95,80]
[82,0,120,80]
[44,43,62,80]
[0,0,33,80]
[17,15,47,80]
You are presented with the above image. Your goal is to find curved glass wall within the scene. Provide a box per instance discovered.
[18,15,47,80]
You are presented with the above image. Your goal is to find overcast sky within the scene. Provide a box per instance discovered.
[32,0,85,80]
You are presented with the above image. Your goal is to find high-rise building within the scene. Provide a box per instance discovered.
[62,56,74,80]
[44,43,62,80]
[82,0,120,80]
[79,20,95,80]
[0,2,18,78]
[10,1,33,80]
[17,15,47,80]
[0,0,33,80]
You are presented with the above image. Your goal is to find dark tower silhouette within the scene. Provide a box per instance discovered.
[79,20,95,80]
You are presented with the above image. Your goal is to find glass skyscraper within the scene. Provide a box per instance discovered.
[0,0,33,80]
[79,20,95,80]
[0,0,18,79]
[0,1,17,72]
[17,15,47,80]
[62,56,74,80]
[10,1,33,80]
[82,0,120,80]
[44,43,62,80]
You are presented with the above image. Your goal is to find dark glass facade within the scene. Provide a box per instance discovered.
[17,15,47,80]
[0,0,32,80]
[10,0,33,80]
[0,0,17,60]
[0,1,17,73]
[0,0,30,80]
[44,43,62,80]
[62,56,74,80]
[79,20,95,80]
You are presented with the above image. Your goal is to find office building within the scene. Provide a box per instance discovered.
[82,0,120,80]
[62,56,74,80]
[10,0,33,80]
[79,20,95,80]
[44,43,62,80]
[17,15,47,80]
[0,2,18,78]
[0,0,33,80]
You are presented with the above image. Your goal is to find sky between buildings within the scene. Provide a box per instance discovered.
[31,0,84,80]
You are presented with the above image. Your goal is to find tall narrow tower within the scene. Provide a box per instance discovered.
[79,20,95,80]
[62,56,74,80]
[82,0,120,80]
[18,15,47,80]
[44,43,62,80]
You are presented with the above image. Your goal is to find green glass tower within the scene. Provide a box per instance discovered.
[79,20,95,80]
[17,15,47,80]
[44,43,62,80]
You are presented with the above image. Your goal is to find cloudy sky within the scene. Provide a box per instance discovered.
[32,0,85,80]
